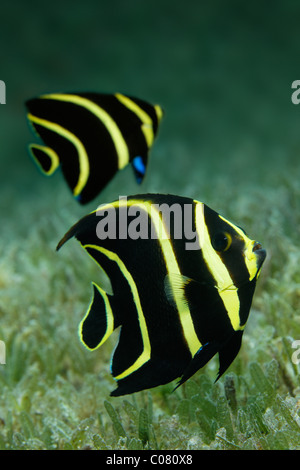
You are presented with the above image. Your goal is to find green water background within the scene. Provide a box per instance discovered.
[1,0,300,222]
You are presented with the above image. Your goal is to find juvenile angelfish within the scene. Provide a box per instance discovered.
[25,92,163,204]
[57,194,266,396]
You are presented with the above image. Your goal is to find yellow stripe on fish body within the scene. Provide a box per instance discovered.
[219,215,259,282]
[194,202,241,331]
[41,93,130,170]
[114,93,163,148]
[25,92,163,204]
[97,198,202,358]
[56,193,266,396]
[71,200,201,388]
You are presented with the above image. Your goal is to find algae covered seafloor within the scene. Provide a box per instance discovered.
[0,0,300,450]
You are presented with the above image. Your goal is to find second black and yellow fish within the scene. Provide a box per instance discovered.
[57,194,266,396]
[25,93,163,204]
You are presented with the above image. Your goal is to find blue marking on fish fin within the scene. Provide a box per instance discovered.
[132,155,147,184]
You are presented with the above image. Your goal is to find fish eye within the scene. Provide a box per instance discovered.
[212,232,232,252]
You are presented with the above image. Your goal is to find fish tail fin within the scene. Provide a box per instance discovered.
[79,282,116,350]
[29,143,60,175]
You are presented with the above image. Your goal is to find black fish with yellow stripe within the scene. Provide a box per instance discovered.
[25,93,163,204]
[57,194,266,396]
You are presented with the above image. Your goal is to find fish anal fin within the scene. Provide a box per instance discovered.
[79,282,115,350]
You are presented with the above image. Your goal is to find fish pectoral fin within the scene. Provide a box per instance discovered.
[164,274,211,310]
[215,331,243,381]
[174,341,220,390]
[131,155,148,184]
[79,282,115,350]
[164,273,193,308]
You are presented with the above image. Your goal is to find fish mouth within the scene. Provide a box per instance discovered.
[253,242,266,269]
